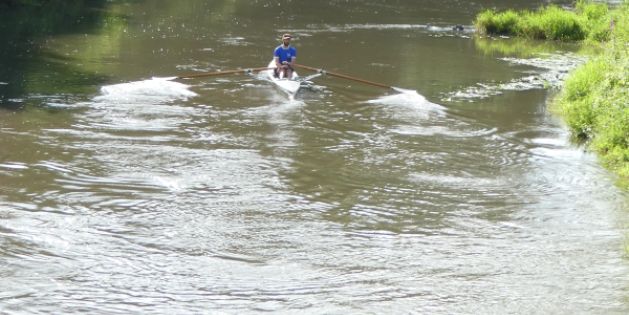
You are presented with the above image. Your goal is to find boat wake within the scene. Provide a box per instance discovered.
[95,77,197,104]
[246,98,305,121]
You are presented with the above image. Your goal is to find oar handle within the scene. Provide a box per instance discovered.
[294,64,392,89]
[177,66,275,79]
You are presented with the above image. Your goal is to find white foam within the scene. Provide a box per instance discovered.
[366,89,446,113]
[444,53,586,102]
[0,163,28,170]
[95,77,197,104]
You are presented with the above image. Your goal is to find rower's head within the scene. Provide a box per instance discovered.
[282,33,292,46]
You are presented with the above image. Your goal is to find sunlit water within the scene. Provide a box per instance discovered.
[1,1,628,314]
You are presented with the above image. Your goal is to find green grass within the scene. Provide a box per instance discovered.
[476,1,629,188]
[553,2,629,188]
[555,50,629,187]
[475,9,520,36]
[474,1,616,41]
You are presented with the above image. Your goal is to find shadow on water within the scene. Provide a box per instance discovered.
[0,0,113,110]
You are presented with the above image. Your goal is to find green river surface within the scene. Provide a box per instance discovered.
[1,0,628,314]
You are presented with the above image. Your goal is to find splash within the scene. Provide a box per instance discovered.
[366,89,446,114]
[95,77,197,104]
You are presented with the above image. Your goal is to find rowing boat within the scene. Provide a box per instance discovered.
[175,62,404,96]
[266,60,301,96]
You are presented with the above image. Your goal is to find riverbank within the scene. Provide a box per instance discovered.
[475,1,628,188]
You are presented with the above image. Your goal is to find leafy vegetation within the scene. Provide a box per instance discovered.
[475,1,629,188]
[475,0,616,42]
[553,2,628,188]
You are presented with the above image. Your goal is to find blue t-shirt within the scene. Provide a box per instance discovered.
[274,45,297,63]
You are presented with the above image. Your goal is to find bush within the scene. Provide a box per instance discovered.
[577,0,608,21]
[578,1,612,42]
[475,9,520,35]
[475,2,608,41]
[539,6,586,40]
[557,68,596,138]
[554,32,628,185]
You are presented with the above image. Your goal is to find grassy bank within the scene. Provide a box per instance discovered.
[475,1,629,188]
[556,7,628,187]
[475,0,616,42]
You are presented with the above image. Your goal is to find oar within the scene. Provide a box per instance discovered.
[176,66,274,80]
[294,63,408,92]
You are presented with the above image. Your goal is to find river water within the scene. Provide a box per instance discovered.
[1,1,628,314]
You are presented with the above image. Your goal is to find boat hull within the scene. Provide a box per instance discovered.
[266,60,300,95]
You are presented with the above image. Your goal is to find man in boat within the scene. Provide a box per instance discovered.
[273,33,297,79]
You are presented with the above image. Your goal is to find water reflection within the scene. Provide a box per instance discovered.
[0,1,113,109]
[1,0,628,314]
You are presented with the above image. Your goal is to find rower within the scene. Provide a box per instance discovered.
[273,33,297,79]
